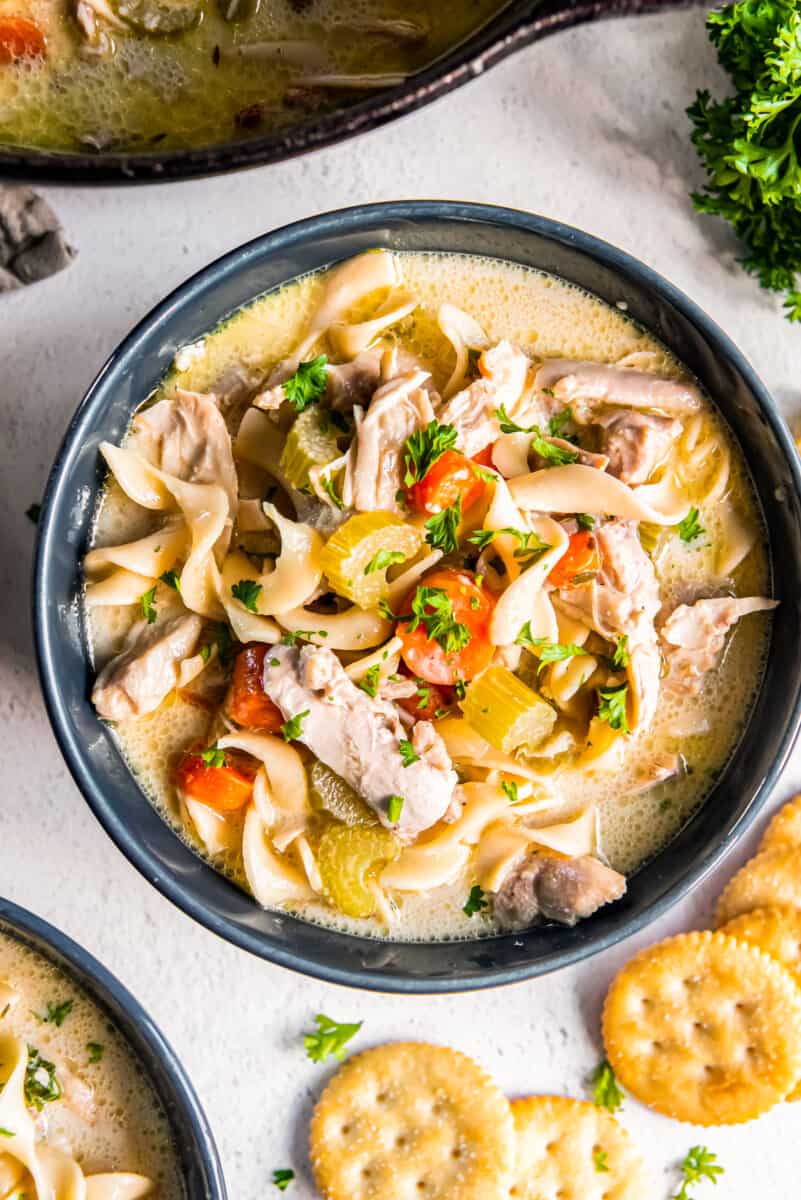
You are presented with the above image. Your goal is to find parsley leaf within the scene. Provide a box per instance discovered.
[140,585,157,624]
[86,1042,104,1064]
[272,1168,295,1191]
[387,794,405,822]
[463,885,489,917]
[200,622,234,670]
[38,999,73,1027]
[26,502,41,525]
[0,1127,13,1137]
[688,1,801,320]
[364,549,406,575]
[321,474,344,510]
[304,1015,362,1064]
[677,506,705,544]
[575,513,596,531]
[399,739,420,767]
[530,430,579,466]
[283,355,328,412]
[25,1046,62,1110]
[528,640,586,673]
[424,497,462,554]
[547,407,574,437]
[405,586,471,655]
[280,710,309,742]
[672,1145,724,1199]
[403,420,458,486]
[467,527,499,551]
[593,1149,609,1173]
[494,405,534,435]
[415,680,431,708]
[358,664,381,699]
[597,683,630,733]
[501,780,519,802]
[231,579,262,612]
[160,569,181,592]
[611,635,630,670]
[468,526,550,565]
[590,1059,624,1113]
[281,629,327,646]
[201,744,225,768]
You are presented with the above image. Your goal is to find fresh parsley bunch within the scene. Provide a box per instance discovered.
[688,0,801,320]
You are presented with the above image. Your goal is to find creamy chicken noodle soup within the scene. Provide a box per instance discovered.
[0,929,183,1199]
[0,1,503,153]
[85,251,774,941]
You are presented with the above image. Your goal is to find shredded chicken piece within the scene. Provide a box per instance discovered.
[132,389,238,514]
[593,408,681,485]
[92,615,203,721]
[534,360,702,418]
[659,595,777,695]
[438,340,530,457]
[494,850,626,930]
[262,646,456,840]
[352,371,434,512]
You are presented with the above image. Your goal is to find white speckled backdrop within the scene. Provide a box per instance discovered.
[2,11,800,1198]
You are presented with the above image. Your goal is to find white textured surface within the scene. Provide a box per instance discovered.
[2,10,801,1198]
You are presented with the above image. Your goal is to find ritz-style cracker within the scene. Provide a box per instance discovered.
[309,1042,515,1200]
[509,1095,649,1199]
[759,794,801,855]
[714,847,801,926]
[602,931,801,1125]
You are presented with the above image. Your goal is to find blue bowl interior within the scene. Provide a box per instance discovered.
[0,898,226,1199]
[34,202,801,993]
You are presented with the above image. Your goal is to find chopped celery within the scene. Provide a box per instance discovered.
[320,513,422,609]
[309,761,378,827]
[280,407,341,491]
[317,825,400,918]
[461,666,556,757]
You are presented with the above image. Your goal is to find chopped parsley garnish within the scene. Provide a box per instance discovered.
[378,598,403,621]
[467,527,499,551]
[454,678,467,699]
[463,885,489,917]
[530,430,579,466]
[304,1014,362,1064]
[415,680,431,708]
[611,635,630,670]
[597,683,630,733]
[671,1146,724,1199]
[200,622,234,669]
[283,355,328,413]
[528,640,587,673]
[24,1046,62,1111]
[424,497,462,554]
[590,1059,624,1113]
[269,657,280,667]
[593,1149,609,1173]
[231,578,262,612]
[38,999,73,1027]
[321,475,344,510]
[364,549,406,575]
[547,407,574,437]
[358,664,381,699]
[140,585,157,624]
[272,1168,295,1191]
[201,744,226,768]
[281,710,309,743]
[403,420,458,486]
[398,739,420,767]
[575,513,596,531]
[160,569,181,591]
[501,780,519,803]
[387,794,405,822]
[406,587,471,655]
[0,1127,13,1137]
[470,462,496,483]
[494,405,534,435]
[468,526,551,566]
[677,506,705,544]
[281,629,327,646]
[25,502,41,525]
[86,1042,105,1064]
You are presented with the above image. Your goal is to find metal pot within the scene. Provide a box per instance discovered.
[1,0,702,184]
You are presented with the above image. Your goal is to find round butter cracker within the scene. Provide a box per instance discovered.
[602,931,801,1124]
[310,1042,514,1200]
[760,795,801,854]
[714,847,801,927]
[509,1095,649,1200]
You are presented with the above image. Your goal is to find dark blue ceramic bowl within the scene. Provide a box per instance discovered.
[33,202,801,994]
[0,897,226,1198]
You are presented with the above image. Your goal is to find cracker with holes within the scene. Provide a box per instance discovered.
[714,847,801,926]
[602,931,801,1124]
[509,1095,649,1200]
[309,1042,514,1200]
[760,794,801,854]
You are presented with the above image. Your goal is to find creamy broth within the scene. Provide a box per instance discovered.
[88,252,772,942]
[0,0,503,154]
[0,928,183,1196]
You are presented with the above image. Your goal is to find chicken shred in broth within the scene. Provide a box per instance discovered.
[0,928,183,1198]
[0,0,505,154]
[86,251,773,942]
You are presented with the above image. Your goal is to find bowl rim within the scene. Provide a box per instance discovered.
[0,895,228,1198]
[32,199,801,993]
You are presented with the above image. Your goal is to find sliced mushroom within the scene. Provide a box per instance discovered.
[112,0,201,35]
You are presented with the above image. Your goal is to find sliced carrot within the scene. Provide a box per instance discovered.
[226,644,284,732]
[408,449,486,516]
[0,17,46,63]
[175,749,256,814]
[397,567,495,686]
[395,677,452,723]
[547,530,599,589]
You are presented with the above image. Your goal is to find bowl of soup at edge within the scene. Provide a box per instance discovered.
[33,201,801,994]
[0,896,226,1198]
